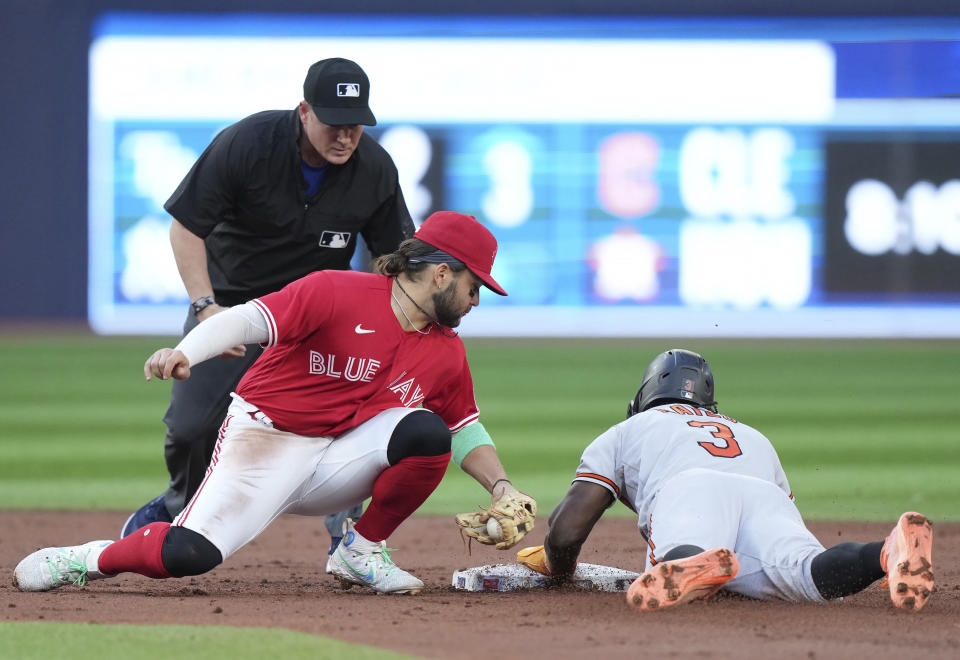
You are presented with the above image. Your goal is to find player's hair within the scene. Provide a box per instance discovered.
[626,349,718,418]
[375,237,468,279]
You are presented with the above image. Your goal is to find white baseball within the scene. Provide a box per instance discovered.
[486,518,504,542]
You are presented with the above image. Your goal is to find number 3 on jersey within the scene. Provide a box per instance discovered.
[687,421,742,458]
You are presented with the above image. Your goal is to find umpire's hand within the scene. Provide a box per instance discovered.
[144,348,191,381]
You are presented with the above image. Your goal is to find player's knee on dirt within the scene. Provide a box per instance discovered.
[811,541,885,599]
[663,544,705,561]
[161,526,223,577]
[386,410,451,465]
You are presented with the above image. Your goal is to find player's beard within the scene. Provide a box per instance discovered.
[432,285,468,328]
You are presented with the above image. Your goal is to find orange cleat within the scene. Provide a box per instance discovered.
[626,547,738,612]
[880,512,934,612]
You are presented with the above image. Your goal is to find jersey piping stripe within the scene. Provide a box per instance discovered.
[449,412,480,433]
[249,298,278,347]
[574,472,620,496]
[646,514,659,566]
[176,414,231,527]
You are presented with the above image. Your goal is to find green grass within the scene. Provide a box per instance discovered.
[438,338,960,522]
[0,622,417,660]
[0,334,958,521]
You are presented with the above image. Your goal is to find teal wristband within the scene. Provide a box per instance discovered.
[451,422,495,467]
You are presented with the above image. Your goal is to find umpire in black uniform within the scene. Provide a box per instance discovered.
[121,58,415,554]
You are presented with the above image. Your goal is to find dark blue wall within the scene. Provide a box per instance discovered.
[1,0,957,321]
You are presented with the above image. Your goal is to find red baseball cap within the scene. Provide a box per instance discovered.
[414,212,507,296]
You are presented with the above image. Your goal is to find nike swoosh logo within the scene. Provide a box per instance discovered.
[338,550,375,582]
[354,324,375,334]
[357,568,375,582]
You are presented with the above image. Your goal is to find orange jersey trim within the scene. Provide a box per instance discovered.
[575,472,620,497]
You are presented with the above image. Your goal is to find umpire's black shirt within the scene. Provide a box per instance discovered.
[165,108,414,306]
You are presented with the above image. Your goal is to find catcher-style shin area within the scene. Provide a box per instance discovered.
[452,562,640,592]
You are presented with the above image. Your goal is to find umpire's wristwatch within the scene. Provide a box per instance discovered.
[190,295,217,317]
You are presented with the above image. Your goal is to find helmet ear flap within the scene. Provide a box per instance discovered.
[626,392,640,419]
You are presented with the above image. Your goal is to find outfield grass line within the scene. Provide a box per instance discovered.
[0,622,420,660]
[1,336,957,521]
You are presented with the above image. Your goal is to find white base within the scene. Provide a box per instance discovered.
[452,562,640,592]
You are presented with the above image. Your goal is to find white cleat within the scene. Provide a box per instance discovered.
[327,521,422,595]
[14,540,113,592]
[325,518,350,575]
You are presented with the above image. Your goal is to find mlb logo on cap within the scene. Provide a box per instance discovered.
[337,83,360,98]
[303,58,377,126]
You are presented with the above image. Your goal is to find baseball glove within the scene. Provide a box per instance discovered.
[455,492,538,550]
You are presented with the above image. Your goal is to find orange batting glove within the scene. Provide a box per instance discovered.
[516,545,554,575]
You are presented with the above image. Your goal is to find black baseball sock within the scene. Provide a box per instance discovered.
[811,541,885,599]
[663,544,705,561]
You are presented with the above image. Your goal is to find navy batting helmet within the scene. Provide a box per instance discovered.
[626,349,717,418]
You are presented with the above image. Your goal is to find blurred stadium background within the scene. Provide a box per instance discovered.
[1,1,958,520]
[2,4,958,656]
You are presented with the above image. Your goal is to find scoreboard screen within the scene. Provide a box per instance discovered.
[88,14,960,337]
[824,139,960,299]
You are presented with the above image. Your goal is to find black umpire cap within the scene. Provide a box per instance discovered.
[303,58,377,126]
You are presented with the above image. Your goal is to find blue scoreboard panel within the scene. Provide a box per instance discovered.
[89,14,960,337]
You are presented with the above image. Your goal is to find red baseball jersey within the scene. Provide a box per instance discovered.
[236,270,479,437]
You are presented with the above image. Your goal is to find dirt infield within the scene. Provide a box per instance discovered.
[3,511,958,659]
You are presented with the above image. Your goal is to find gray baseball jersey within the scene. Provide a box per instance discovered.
[574,403,825,602]
[575,403,792,524]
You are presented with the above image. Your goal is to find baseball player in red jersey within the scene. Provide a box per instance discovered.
[14,211,537,596]
[517,349,935,612]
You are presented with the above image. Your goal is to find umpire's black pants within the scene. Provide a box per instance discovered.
[160,309,263,516]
